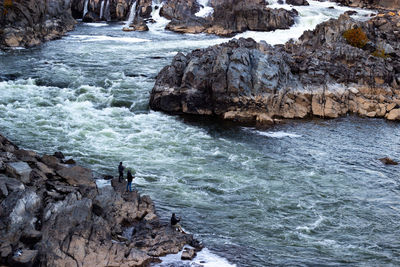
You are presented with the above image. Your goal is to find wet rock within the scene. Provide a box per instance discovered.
[379,157,399,165]
[83,11,99,22]
[181,247,197,260]
[286,0,310,5]
[53,151,65,159]
[5,162,32,184]
[63,158,76,165]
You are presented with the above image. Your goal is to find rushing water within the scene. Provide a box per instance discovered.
[1,2,400,266]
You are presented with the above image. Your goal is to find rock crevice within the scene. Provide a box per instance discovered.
[150,13,400,124]
[0,133,201,266]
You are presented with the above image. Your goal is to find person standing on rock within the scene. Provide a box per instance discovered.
[118,162,125,183]
[126,169,134,192]
[171,213,185,233]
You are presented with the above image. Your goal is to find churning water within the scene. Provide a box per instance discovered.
[1,1,399,266]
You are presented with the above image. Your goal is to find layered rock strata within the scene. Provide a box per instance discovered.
[150,13,400,124]
[0,0,76,49]
[0,133,201,266]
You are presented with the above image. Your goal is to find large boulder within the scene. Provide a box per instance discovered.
[56,165,95,187]
[5,162,32,184]
[0,0,76,49]
[161,0,298,36]
[286,0,309,5]
[150,13,400,124]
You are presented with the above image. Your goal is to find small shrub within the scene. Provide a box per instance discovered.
[372,48,390,59]
[4,0,13,8]
[343,28,369,48]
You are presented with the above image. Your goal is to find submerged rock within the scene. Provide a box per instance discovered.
[0,133,202,266]
[150,13,400,125]
[379,157,399,165]
[181,247,197,260]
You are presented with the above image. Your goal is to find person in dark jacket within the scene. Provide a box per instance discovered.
[171,213,185,233]
[118,162,125,183]
[126,169,134,192]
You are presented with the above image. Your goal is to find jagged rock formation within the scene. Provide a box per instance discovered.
[150,13,400,124]
[0,133,202,266]
[0,0,76,49]
[163,0,298,36]
[328,0,400,10]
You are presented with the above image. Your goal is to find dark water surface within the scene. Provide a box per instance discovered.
[1,21,400,266]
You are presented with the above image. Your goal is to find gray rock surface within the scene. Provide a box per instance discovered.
[0,133,202,266]
[162,0,298,36]
[150,13,400,124]
[0,0,76,49]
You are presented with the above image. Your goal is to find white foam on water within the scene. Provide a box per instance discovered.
[125,1,137,27]
[100,0,105,19]
[196,0,214,18]
[148,2,170,33]
[256,131,302,138]
[68,35,150,43]
[83,0,89,17]
[83,23,109,27]
[235,0,374,44]
[296,215,324,233]
[156,247,236,267]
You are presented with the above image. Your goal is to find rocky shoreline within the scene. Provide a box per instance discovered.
[0,133,202,266]
[0,0,76,49]
[1,0,399,49]
[150,12,400,125]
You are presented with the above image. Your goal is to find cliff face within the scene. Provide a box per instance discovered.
[0,0,76,48]
[0,133,201,266]
[150,13,400,124]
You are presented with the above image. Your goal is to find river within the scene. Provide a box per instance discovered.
[1,1,399,266]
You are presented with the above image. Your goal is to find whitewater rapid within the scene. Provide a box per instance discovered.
[1,1,398,267]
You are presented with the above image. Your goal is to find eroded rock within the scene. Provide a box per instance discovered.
[0,134,202,267]
[150,14,400,124]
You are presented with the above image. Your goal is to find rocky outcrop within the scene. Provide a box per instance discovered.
[0,0,76,49]
[286,0,309,6]
[163,0,298,36]
[0,133,201,266]
[150,13,400,124]
[123,0,153,32]
[328,0,400,10]
[72,0,131,21]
